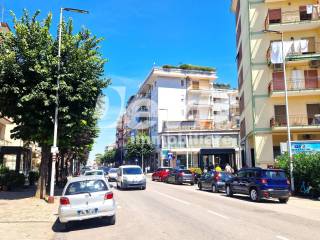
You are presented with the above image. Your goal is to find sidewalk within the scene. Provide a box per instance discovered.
[0,187,59,240]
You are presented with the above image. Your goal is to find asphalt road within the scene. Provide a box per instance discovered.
[53,178,320,240]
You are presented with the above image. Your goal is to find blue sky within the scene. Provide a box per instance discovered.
[3,0,237,161]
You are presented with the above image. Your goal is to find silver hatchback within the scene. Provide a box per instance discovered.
[58,175,116,228]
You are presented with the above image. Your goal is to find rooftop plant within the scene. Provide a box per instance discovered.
[162,64,215,72]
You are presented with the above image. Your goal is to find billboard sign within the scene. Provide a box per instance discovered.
[290,141,320,154]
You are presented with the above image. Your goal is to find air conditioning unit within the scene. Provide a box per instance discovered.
[309,60,320,68]
[273,63,283,72]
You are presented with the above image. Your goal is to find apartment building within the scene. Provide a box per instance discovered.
[232,0,320,167]
[121,66,240,170]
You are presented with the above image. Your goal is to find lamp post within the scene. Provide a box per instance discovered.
[48,7,89,204]
[264,30,294,192]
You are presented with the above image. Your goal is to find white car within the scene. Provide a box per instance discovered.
[116,165,146,190]
[83,170,104,176]
[58,175,116,229]
[107,168,118,182]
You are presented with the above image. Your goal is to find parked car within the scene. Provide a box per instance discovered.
[225,167,291,203]
[198,171,233,192]
[99,166,111,175]
[58,175,116,230]
[84,170,105,177]
[80,166,92,175]
[116,165,146,190]
[165,169,194,185]
[152,167,173,182]
[107,168,118,182]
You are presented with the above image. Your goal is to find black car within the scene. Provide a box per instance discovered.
[225,167,291,203]
[166,169,195,185]
[198,171,233,192]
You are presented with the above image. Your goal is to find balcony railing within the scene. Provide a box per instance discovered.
[268,77,320,94]
[265,6,320,30]
[267,40,320,64]
[270,114,320,128]
[163,120,239,132]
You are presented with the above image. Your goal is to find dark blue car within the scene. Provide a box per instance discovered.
[225,167,291,203]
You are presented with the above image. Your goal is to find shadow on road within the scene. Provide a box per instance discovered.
[52,217,112,233]
[0,186,36,200]
[220,194,282,204]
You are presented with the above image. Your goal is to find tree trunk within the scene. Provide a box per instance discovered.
[35,144,50,199]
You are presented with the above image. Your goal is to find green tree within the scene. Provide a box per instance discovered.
[102,148,116,165]
[0,10,108,198]
[125,134,154,169]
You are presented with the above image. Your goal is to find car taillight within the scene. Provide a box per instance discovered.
[261,179,268,184]
[104,192,113,200]
[60,197,70,205]
[178,172,184,177]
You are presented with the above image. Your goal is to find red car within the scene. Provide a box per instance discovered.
[152,167,173,182]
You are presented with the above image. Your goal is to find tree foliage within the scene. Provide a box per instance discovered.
[275,153,320,197]
[0,10,108,198]
[125,134,154,162]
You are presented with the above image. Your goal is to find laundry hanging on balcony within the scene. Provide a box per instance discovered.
[270,40,309,64]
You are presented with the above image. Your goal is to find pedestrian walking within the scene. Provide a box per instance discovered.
[215,164,222,172]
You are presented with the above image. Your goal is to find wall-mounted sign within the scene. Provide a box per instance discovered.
[291,141,320,154]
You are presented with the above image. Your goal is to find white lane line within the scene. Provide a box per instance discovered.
[276,236,290,240]
[151,190,191,205]
[207,210,229,220]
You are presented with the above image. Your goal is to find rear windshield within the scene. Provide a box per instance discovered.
[109,168,118,173]
[263,170,286,179]
[123,168,142,175]
[65,180,108,195]
[180,170,192,174]
[85,171,103,176]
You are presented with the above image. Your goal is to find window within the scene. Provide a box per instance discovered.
[238,67,243,89]
[236,43,242,69]
[65,180,108,195]
[272,71,284,90]
[307,104,320,124]
[274,105,287,126]
[238,171,246,178]
[299,6,312,21]
[304,70,318,89]
[239,93,244,115]
[240,118,246,139]
[268,9,281,24]
[123,168,142,175]
[192,81,199,89]
[181,80,184,87]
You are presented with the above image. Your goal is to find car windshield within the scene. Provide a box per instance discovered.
[263,170,286,179]
[65,180,108,195]
[85,171,103,176]
[123,168,142,175]
[109,168,118,173]
[180,170,192,174]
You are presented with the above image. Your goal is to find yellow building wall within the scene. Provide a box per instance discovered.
[254,133,274,167]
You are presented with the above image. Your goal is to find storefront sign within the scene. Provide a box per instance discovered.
[291,141,320,154]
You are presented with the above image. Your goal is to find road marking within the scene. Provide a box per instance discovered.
[207,210,229,220]
[152,190,191,205]
[276,236,290,240]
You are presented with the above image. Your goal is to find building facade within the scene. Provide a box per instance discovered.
[232,0,320,167]
[120,66,240,170]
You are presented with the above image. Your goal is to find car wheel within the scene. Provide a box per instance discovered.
[190,182,194,186]
[198,182,202,190]
[105,215,116,225]
[212,184,218,193]
[226,185,233,197]
[279,198,289,204]
[250,188,260,202]
[152,177,155,181]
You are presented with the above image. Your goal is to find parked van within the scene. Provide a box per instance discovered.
[116,165,146,190]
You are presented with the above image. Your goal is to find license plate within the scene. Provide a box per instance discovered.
[77,208,98,216]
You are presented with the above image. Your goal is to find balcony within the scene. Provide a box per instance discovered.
[162,120,238,132]
[270,114,320,131]
[268,77,320,97]
[265,6,320,32]
[188,86,213,95]
[267,40,320,65]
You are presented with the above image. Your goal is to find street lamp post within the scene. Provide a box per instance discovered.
[264,30,294,192]
[48,7,89,204]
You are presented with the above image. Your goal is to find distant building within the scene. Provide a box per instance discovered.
[118,66,241,170]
